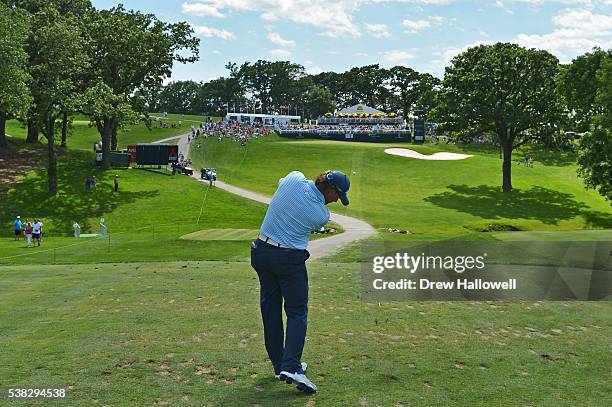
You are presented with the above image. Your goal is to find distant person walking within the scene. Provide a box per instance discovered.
[114,175,119,192]
[32,219,42,246]
[14,216,22,241]
[251,170,350,394]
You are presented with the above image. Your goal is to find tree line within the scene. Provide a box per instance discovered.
[148,62,440,121]
[0,1,609,199]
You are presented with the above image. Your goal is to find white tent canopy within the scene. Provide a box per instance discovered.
[225,112,300,127]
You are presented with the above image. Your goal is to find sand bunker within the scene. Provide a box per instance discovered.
[384,148,473,160]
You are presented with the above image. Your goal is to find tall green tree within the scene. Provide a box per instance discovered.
[341,64,388,109]
[200,76,245,116]
[434,43,562,192]
[158,80,202,115]
[311,71,346,109]
[559,48,611,132]
[415,73,441,118]
[28,7,89,195]
[389,66,420,118]
[83,5,199,168]
[304,85,335,119]
[577,54,612,201]
[3,0,92,144]
[231,60,305,114]
[0,4,31,148]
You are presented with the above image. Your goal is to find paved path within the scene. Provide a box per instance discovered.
[174,134,376,260]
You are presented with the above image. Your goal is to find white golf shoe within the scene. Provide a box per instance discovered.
[278,366,317,393]
[275,362,307,380]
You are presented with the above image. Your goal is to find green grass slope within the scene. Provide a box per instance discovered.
[190,135,611,240]
[0,146,268,265]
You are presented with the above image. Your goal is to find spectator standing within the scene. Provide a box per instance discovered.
[24,220,33,247]
[86,176,91,192]
[92,176,97,191]
[73,222,81,238]
[14,216,22,241]
[114,175,119,192]
[32,219,42,246]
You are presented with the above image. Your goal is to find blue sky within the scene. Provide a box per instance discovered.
[92,0,612,82]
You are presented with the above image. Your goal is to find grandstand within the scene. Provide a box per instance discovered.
[278,103,411,143]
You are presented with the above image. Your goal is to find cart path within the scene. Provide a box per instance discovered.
[174,133,377,260]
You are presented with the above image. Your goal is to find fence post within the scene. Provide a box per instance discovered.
[54,248,56,264]
[108,234,111,252]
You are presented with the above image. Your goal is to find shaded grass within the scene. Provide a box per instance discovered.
[0,261,610,406]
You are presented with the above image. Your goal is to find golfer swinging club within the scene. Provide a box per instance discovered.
[251,170,350,394]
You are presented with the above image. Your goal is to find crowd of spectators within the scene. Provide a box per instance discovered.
[278,122,410,135]
[13,215,44,247]
[190,120,273,145]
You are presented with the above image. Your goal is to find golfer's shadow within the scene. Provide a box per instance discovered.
[216,377,313,406]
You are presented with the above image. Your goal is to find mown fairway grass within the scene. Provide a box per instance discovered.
[1,261,610,406]
[190,135,611,240]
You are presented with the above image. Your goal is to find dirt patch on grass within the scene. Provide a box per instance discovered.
[0,140,45,192]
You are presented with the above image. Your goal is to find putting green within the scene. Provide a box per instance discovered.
[180,228,259,241]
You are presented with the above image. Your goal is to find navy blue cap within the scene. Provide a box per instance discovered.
[325,170,350,205]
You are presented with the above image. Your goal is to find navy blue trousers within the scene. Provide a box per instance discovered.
[251,239,310,375]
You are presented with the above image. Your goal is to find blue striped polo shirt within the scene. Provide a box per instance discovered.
[259,171,330,250]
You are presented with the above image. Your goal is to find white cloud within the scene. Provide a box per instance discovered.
[191,25,236,40]
[402,15,445,33]
[368,0,451,3]
[306,65,324,75]
[267,32,296,47]
[356,52,369,56]
[181,0,459,37]
[430,7,612,77]
[365,23,391,38]
[212,50,222,54]
[514,9,612,61]
[382,50,415,63]
[268,48,292,58]
[182,1,362,37]
[182,2,224,17]
[402,19,431,30]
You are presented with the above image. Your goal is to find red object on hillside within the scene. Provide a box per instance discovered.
[127,145,137,163]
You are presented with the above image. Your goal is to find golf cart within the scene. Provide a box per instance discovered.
[171,161,194,175]
[201,167,217,184]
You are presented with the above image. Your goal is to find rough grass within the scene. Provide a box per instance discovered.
[0,261,610,406]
